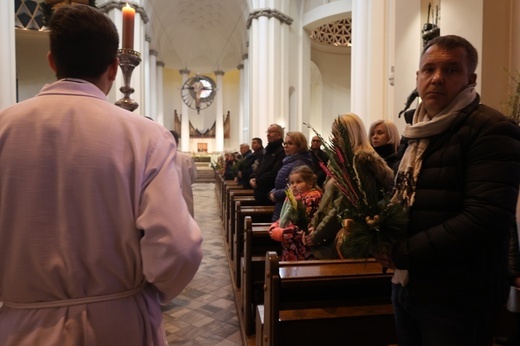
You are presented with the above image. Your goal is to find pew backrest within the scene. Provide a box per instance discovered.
[262,251,394,345]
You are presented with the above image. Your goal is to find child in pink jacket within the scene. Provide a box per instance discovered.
[269,165,322,260]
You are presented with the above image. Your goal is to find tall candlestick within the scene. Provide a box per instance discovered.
[122,3,135,50]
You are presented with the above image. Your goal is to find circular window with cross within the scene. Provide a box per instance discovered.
[181,75,217,114]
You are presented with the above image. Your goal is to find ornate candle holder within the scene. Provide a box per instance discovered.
[115,48,141,112]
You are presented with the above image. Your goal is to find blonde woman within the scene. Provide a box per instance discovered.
[304,113,394,259]
[268,131,313,221]
[368,119,400,167]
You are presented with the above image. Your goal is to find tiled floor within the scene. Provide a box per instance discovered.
[161,183,243,346]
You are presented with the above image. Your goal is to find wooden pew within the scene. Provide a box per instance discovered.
[232,203,274,288]
[241,217,281,336]
[220,180,243,220]
[226,195,258,245]
[216,172,235,218]
[225,190,255,241]
[225,189,254,218]
[214,172,224,208]
[256,252,396,346]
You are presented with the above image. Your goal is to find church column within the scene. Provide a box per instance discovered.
[241,53,250,143]
[0,0,16,109]
[156,61,165,127]
[149,49,158,120]
[351,0,389,125]
[392,0,421,125]
[179,69,190,152]
[237,63,245,144]
[214,70,225,152]
[247,3,293,138]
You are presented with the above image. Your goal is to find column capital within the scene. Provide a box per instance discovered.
[145,35,152,43]
[157,61,165,68]
[179,68,190,75]
[149,49,158,57]
[246,8,293,29]
[214,70,225,76]
[242,53,248,60]
[237,64,244,70]
[98,1,149,24]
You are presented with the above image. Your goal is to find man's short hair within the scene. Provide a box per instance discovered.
[268,124,284,138]
[49,4,119,80]
[422,35,478,74]
[252,137,263,146]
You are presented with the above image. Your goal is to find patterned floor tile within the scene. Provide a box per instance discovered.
[163,183,243,345]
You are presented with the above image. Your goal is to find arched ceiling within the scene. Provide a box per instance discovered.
[145,0,250,74]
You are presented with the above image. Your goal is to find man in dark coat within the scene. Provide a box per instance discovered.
[249,124,285,204]
[376,35,520,345]
[234,143,252,186]
[239,137,264,189]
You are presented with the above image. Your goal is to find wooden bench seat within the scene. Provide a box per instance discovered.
[231,203,274,288]
[256,251,397,346]
[225,193,256,244]
[214,172,224,208]
[220,181,244,220]
[224,189,254,229]
[241,217,282,335]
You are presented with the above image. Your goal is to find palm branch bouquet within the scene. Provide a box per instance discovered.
[279,186,320,235]
[304,120,408,259]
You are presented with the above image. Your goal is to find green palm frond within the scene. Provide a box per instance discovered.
[305,120,408,259]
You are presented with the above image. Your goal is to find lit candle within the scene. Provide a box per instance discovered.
[122,3,135,50]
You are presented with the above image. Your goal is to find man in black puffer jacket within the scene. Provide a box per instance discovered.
[376,35,520,345]
[249,124,285,205]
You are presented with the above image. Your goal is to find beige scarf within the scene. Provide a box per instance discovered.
[390,84,477,287]
[392,85,477,207]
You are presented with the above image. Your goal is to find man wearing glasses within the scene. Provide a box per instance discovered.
[249,124,285,204]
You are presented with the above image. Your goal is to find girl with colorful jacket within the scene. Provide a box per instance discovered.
[268,165,322,261]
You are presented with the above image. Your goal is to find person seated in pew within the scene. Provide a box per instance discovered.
[268,165,322,260]
[303,113,394,259]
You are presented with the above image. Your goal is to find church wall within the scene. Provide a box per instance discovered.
[440,0,483,95]
[15,30,54,102]
[481,0,515,113]
[310,49,350,140]
[162,67,180,131]
[222,70,241,152]
[391,0,422,134]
